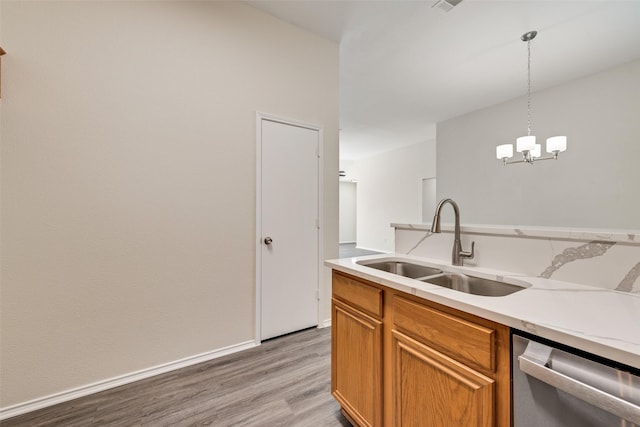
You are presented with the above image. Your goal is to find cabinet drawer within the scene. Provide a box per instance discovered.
[333,272,383,319]
[393,295,495,372]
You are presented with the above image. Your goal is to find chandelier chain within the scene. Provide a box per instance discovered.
[527,38,532,136]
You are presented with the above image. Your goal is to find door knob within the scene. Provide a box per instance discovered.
[264,237,273,245]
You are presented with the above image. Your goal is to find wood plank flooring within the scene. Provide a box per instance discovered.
[2,327,351,427]
[338,243,382,259]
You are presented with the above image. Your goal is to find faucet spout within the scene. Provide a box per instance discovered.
[430,198,475,266]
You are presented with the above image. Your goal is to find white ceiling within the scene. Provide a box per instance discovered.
[247,0,640,160]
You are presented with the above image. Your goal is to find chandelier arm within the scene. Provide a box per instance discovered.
[502,153,560,166]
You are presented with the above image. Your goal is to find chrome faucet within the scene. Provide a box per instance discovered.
[430,198,475,266]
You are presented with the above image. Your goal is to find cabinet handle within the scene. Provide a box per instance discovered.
[264,237,273,245]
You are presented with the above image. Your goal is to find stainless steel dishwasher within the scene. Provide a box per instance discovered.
[512,331,640,426]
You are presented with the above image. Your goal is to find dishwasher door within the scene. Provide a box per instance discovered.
[512,332,640,427]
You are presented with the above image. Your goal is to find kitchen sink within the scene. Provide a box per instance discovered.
[421,272,525,297]
[356,260,442,279]
[357,259,526,297]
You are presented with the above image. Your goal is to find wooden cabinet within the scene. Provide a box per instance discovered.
[392,330,494,427]
[331,270,511,427]
[332,272,383,427]
[391,295,511,427]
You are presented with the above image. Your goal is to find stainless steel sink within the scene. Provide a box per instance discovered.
[357,260,442,279]
[421,273,525,297]
[357,259,526,297]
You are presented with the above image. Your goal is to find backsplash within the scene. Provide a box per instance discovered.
[393,224,640,293]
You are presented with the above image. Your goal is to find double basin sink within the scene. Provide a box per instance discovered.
[357,259,526,297]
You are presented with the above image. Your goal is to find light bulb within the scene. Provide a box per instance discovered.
[516,135,536,152]
[496,144,513,159]
[546,136,567,153]
[531,144,541,158]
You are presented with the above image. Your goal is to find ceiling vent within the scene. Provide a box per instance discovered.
[432,0,463,13]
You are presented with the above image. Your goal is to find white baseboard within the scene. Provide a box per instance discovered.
[0,340,257,421]
[319,318,331,328]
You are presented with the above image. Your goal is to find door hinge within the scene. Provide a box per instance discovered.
[316,147,320,158]
[315,218,320,229]
[316,290,320,301]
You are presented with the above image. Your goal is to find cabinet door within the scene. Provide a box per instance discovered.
[392,330,495,427]
[332,299,383,427]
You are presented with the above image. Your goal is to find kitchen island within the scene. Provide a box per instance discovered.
[326,253,640,369]
[326,223,640,427]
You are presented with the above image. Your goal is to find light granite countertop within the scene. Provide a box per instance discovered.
[325,253,640,369]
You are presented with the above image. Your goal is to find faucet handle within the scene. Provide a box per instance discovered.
[461,241,475,260]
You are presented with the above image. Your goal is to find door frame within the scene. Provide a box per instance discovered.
[255,111,324,345]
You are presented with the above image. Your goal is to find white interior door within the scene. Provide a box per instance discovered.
[339,181,357,243]
[422,177,437,223]
[260,118,319,341]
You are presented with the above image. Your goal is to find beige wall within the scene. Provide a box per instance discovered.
[0,1,338,409]
[437,59,640,230]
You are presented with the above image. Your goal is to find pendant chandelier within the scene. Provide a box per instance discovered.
[496,31,567,166]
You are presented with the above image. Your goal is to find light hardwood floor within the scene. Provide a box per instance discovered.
[3,327,351,427]
[338,243,382,259]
